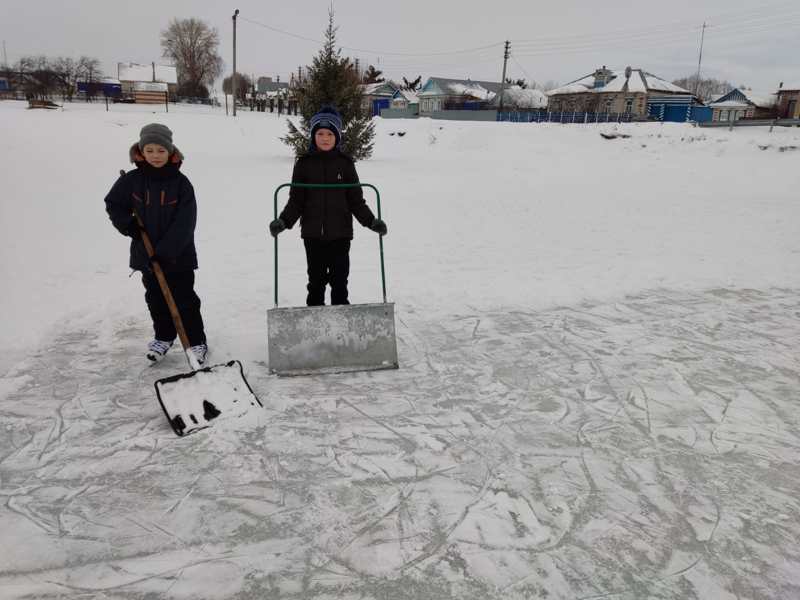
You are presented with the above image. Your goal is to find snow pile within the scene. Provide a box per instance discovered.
[494,86,548,109]
[447,82,496,100]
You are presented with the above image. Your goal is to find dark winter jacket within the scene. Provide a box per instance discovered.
[279,149,375,240]
[105,144,198,272]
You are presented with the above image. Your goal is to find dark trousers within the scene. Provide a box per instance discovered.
[304,239,351,306]
[142,270,206,346]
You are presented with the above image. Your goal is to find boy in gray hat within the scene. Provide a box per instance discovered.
[104,123,208,364]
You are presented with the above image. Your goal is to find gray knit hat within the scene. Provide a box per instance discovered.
[138,123,174,154]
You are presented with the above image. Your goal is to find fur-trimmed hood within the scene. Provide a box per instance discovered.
[129,143,185,164]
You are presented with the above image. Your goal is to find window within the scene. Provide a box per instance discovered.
[625,98,633,114]
[720,110,729,122]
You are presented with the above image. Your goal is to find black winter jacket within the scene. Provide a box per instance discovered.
[279,149,375,240]
[105,144,198,272]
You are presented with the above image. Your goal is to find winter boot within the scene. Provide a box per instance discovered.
[147,339,173,363]
[189,343,208,366]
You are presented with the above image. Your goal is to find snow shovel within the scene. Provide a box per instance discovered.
[130,203,261,436]
[267,182,399,376]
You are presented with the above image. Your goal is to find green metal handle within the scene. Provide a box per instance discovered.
[272,183,386,307]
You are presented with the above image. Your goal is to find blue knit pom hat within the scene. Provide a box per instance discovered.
[309,105,342,151]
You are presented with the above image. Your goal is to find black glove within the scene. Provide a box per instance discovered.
[126,219,142,240]
[269,218,286,237]
[370,218,388,236]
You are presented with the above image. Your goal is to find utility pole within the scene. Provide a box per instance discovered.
[498,41,510,112]
[232,9,239,116]
[2,40,7,68]
[694,22,707,97]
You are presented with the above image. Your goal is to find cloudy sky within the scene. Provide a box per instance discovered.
[2,0,797,91]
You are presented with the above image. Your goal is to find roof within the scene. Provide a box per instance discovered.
[711,88,777,108]
[779,83,800,92]
[393,89,419,103]
[360,82,396,97]
[547,69,690,96]
[710,100,750,108]
[420,77,503,98]
[118,62,177,84]
[257,78,288,93]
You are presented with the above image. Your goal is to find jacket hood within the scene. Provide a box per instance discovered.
[129,143,185,164]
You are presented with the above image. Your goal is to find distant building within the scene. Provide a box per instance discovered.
[76,77,122,98]
[776,84,800,119]
[257,76,289,97]
[708,88,777,122]
[360,81,397,116]
[390,88,419,113]
[418,77,502,115]
[547,66,695,120]
[117,62,178,103]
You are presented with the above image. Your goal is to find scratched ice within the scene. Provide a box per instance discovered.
[1,288,798,599]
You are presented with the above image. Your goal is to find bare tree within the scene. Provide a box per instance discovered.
[161,18,223,98]
[222,73,252,102]
[362,65,384,84]
[402,76,421,91]
[52,57,79,101]
[18,55,59,99]
[76,56,101,82]
[672,75,735,102]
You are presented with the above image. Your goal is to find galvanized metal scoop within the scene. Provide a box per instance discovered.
[267,183,399,376]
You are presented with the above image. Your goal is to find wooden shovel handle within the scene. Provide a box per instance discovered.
[131,208,193,356]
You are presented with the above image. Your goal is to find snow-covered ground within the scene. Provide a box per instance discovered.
[1,100,799,599]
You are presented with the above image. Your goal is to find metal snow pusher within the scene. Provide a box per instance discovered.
[267,183,399,376]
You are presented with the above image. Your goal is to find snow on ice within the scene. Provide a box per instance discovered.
[1,100,799,599]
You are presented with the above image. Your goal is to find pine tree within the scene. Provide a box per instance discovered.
[282,9,375,161]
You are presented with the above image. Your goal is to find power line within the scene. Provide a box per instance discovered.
[511,13,800,53]
[510,56,533,82]
[511,19,800,57]
[510,1,799,46]
[239,16,503,58]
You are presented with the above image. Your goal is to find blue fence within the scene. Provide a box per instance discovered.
[497,110,635,123]
[498,106,713,124]
[647,100,712,123]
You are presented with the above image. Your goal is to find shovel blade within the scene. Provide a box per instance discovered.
[155,360,261,436]
[267,302,399,376]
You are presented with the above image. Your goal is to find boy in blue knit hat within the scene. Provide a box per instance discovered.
[270,106,387,306]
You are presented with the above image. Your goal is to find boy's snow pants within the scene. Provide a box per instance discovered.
[303,239,351,306]
[142,270,206,346]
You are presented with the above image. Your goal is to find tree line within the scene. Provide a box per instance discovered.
[1,55,102,100]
